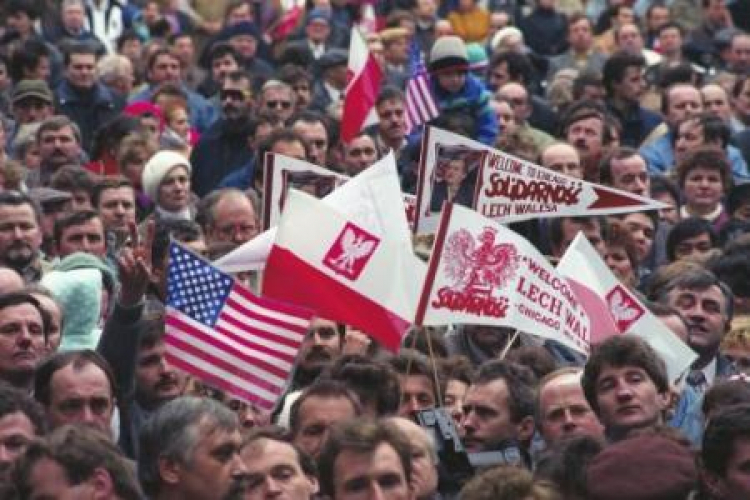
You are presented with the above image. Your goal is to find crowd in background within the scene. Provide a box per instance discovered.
[1,0,750,499]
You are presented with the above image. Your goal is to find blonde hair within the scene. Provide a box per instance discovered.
[722,316,750,351]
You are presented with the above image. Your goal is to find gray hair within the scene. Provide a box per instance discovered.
[138,397,239,496]
[61,0,85,10]
[196,188,258,233]
[96,54,133,83]
[657,267,735,323]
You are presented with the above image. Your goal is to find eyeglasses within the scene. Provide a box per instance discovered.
[220,89,248,102]
[266,100,292,110]
[215,223,257,239]
[349,147,376,157]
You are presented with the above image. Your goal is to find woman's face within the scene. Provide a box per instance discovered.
[121,148,149,189]
[604,245,636,287]
[158,165,191,211]
[683,166,724,211]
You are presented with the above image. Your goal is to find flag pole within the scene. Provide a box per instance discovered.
[498,329,521,360]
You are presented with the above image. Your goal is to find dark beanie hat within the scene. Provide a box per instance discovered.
[429,36,469,74]
[586,434,698,500]
[221,21,260,41]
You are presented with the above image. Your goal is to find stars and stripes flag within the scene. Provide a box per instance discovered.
[405,40,439,134]
[165,243,313,410]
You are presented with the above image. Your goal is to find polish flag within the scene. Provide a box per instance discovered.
[214,152,413,273]
[557,233,697,381]
[341,28,383,143]
[262,190,424,351]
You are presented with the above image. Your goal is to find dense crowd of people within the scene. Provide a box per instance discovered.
[1,0,750,499]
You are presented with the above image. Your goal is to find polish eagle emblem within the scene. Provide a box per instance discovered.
[442,227,520,295]
[606,285,645,332]
[323,223,380,280]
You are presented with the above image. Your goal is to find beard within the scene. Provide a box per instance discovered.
[2,240,35,270]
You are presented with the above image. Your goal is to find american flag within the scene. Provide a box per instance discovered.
[405,40,439,134]
[165,243,312,410]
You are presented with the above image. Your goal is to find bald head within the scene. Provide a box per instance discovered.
[541,143,583,179]
[0,267,24,293]
[498,83,530,122]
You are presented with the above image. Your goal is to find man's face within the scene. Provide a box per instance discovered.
[0,303,44,384]
[293,121,328,167]
[377,98,407,144]
[398,374,435,418]
[291,80,311,110]
[462,379,527,452]
[498,84,529,122]
[66,53,96,89]
[568,18,592,51]
[262,87,294,122]
[7,12,33,36]
[97,186,136,232]
[674,119,705,163]
[617,24,643,53]
[57,217,106,258]
[658,26,682,55]
[667,285,728,357]
[172,36,195,65]
[333,443,411,500]
[702,84,732,123]
[212,55,239,84]
[230,34,258,59]
[594,365,667,437]
[705,0,730,26]
[666,85,703,127]
[0,411,36,481]
[555,219,605,258]
[149,54,181,84]
[297,318,341,372]
[136,340,187,410]
[673,232,714,262]
[541,144,583,179]
[619,212,654,261]
[487,62,509,92]
[208,194,258,245]
[62,4,86,32]
[538,373,603,445]
[33,294,61,356]
[610,154,650,196]
[391,419,438,500]
[39,125,81,170]
[0,203,42,270]
[444,379,468,423]
[344,136,378,175]
[614,66,645,103]
[647,6,670,32]
[294,395,357,459]
[415,0,437,19]
[729,35,750,73]
[221,78,252,122]
[47,362,114,435]
[734,79,750,123]
[243,438,319,500]
[171,423,248,500]
[305,19,330,44]
[566,116,604,162]
[385,37,409,65]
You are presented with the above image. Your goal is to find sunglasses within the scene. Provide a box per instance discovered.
[266,100,292,110]
[349,147,376,157]
[220,89,248,102]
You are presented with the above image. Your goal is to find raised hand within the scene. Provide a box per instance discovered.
[118,220,155,307]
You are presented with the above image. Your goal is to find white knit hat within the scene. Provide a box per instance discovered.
[141,150,192,202]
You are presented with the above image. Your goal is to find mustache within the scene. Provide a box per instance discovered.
[303,346,333,363]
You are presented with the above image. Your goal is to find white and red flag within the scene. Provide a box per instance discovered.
[416,202,590,354]
[214,152,414,273]
[557,233,697,381]
[414,127,669,233]
[165,243,312,411]
[262,190,425,351]
[341,28,383,143]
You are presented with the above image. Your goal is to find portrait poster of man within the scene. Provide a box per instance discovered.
[414,126,495,234]
[429,145,483,214]
[262,152,349,229]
